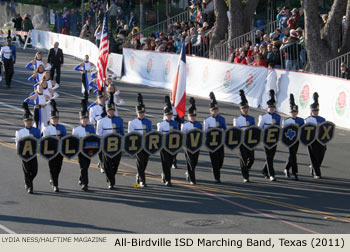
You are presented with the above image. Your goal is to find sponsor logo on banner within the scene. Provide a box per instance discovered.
[299,123,316,146]
[130,56,135,70]
[224,127,242,151]
[281,124,299,147]
[317,121,335,146]
[242,126,261,150]
[244,73,254,90]
[223,70,231,88]
[124,132,143,157]
[299,84,310,109]
[263,125,281,149]
[81,134,101,159]
[16,136,38,161]
[60,135,80,159]
[335,91,346,116]
[184,128,203,154]
[146,58,152,73]
[164,130,184,155]
[203,65,208,82]
[103,133,122,158]
[144,131,163,155]
[165,60,171,76]
[39,136,60,161]
[205,128,223,153]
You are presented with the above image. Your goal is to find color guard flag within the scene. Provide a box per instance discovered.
[96,13,109,91]
[172,39,186,118]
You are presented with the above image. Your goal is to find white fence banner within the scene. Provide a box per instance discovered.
[122,49,267,108]
[31,30,123,77]
[276,70,350,129]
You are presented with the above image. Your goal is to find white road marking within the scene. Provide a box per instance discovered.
[0,224,16,234]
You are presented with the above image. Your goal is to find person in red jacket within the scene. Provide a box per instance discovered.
[234,48,247,65]
[253,53,268,67]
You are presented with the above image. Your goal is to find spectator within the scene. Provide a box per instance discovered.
[12,14,22,31]
[253,53,268,67]
[227,45,235,63]
[340,63,350,80]
[267,45,281,68]
[96,8,104,27]
[128,11,137,31]
[251,45,259,57]
[297,27,306,68]
[62,8,71,34]
[287,8,299,30]
[244,40,252,57]
[259,44,268,61]
[108,0,118,30]
[280,29,301,70]
[54,11,63,34]
[70,9,78,37]
[296,8,305,29]
[23,14,34,43]
[174,35,183,53]
[80,19,95,43]
[277,6,291,29]
[94,24,102,47]
[246,56,254,66]
[118,25,129,37]
[116,7,125,23]
[234,48,247,65]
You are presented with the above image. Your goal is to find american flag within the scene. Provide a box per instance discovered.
[96,13,109,91]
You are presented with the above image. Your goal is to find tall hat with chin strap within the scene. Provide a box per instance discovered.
[188,97,197,116]
[136,93,145,112]
[79,99,89,118]
[209,91,218,109]
[266,89,276,107]
[310,92,319,110]
[22,102,33,121]
[289,93,298,112]
[106,92,115,111]
[239,89,249,108]
[50,99,59,118]
[164,95,173,115]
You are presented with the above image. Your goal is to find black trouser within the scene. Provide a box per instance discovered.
[239,145,254,180]
[22,157,38,189]
[185,151,200,183]
[308,141,327,177]
[209,146,224,180]
[285,141,299,175]
[160,150,175,183]
[48,154,64,187]
[102,152,122,186]
[3,58,14,87]
[50,64,61,84]
[78,153,91,186]
[136,150,149,183]
[262,146,277,177]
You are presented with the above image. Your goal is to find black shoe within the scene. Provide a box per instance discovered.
[293,174,299,181]
[108,184,114,190]
[165,181,172,187]
[136,175,140,184]
[172,163,178,169]
[214,179,221,184]
[53,186,59,192]
[243,178,250,183]
[161,174,166,184]
[6,85,10,88]
[27,187,33,194]
[81,185,88,191]
[284,169,290,178]
[185,172,190,182]
[78,180,82,186]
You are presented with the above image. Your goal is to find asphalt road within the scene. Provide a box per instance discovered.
[0,48,349,234]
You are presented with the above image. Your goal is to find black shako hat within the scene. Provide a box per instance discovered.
[289,94,298,112]
[106,92,115,111]
[266,89,276,107]
[136,93,145,113]
[22,102,33,121]
[164,95,173,115]
[50,99,59,118]
[239,89,249,108]
[209,92,218,109]
[79,99,89,118]
[310,92,319,110]
[188,97,197,116]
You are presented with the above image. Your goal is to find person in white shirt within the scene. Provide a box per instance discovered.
[15,103,41,194]
[72,99,96,191]
[181,97,202,184]
[128,93,153,188]
[0,37,16,88]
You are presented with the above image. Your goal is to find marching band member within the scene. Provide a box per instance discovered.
[96,94,124,189]
[28,64,45,83]
[72,99,96,191]
[43,72,59,90]
[15,103,41,194]
[233,90,255,183]
[105,83,124,117]
[25,51,44,71]
[204,92,226,183]
[42,100,67,192]
[128,93,152,188]
[283,94,304,180]
[74,55,96,99]
[258,89,281,181]
[24,84,51,131]
[157,95,179,186]
[181,97,202,184]
[306,92,326,179]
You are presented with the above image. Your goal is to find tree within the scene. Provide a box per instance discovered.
[228,0,260,40]
[209,0,228,58]
[304,0,350,74]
